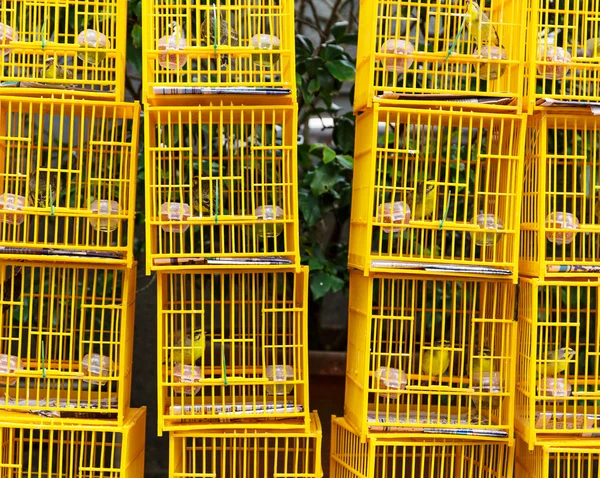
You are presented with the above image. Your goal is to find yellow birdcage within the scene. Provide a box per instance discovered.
[354,0,526,113]
[0,407,146,477]
[0,261,136,426]
[349,105,526,282]
[169,412,322,478]
[520,114,600,279]
[144,103,300,272]
[516,435,600,477]
[157,267,309,435]
[516,276,600,448]
[0,97,140,267]
[0,0,126,101]
[527,0,600,110]
[330,416,514,478]
[344,272,517,442]
[142,0,296,106]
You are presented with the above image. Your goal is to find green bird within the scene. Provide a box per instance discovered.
[2,264,22,313]
[192,177,216,216]
[406,182,436,220]
[537,347,576,377]
[29,169,58,208]
[585,37,600,58]
[164,329,206,366]
[421,340,452,377]
[465,0,501,47]
[200,9,239,69]
[472,346,493,374]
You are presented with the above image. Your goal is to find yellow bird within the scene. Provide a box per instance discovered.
[465,0,501,47]
[40,58,73,85]
[191,177,216,216]
[472,346,493,374]
[585,37,600,58]
[29,169,57,208]
[164,329,206,365]
[421,340,452,377]
[406,182,436,220]
[536,347,576,377]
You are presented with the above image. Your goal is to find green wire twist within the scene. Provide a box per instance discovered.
[41,338,46,379]
[41,18,48,50]
[445,14,468,61]
[212,4,218,56]
[221,346,228,386]
[439,200,451,230]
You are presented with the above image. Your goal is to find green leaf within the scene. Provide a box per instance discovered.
[299,191,322,227]
[309,143,326,153]
[310,271,345,300]
[322,146,336,164]
[331,22,349,42]
[298,143,312,169]
[333,116,355,154]
[317,69,335,92]
[323,44,345,61]
[310,271,332,300]
[296,35,315,55]
[311,163,340,195]
[335,155,354,169]
[308,256,325,271]
[339,32,358,46]
[307,77,321,94]
[325,59,356,81]
[131,24,142,49]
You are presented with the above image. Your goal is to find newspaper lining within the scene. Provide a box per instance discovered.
[169,401,303,417]
[371,260,512,275]
[366,410,509,437]
[153,86,292,96]
[376,92,515,106]
[535,412,598,435]
[0,396,118,418]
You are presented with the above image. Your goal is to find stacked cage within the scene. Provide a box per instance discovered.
[333,2,528,477]
[142,1,322,476]
[516,1,600,474]
[0,2,146,477]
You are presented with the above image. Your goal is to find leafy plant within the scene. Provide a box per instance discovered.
[295,18,357,348]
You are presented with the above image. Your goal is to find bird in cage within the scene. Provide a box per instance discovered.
[200,8,239,69]
[472,346,493,374]
[191,177,217,216]
[29,170,58,208]
[39,58,73,84]
[421,340,452,377]
[584,37,600,58]
[536,347,576,377]
[406,182,436,220]
[164,329,206,366]
[465,1,501,47]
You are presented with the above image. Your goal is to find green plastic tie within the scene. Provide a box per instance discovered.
[221,346,228,386]
[439,200,451,230]
[41,18,48,50]
[214,181,219,224]
[445,13,468,61]
[41,338,46,379]
[213,4,218,56]
[50,188,55,217]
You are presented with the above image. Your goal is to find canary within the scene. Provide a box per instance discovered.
[200,9,239,68]
[40,58,73,85]
[421,340,452,377]
[406,182,436,220]
[472,346,493,374]
[164,329,206,365]
[191,177,216,216]
[29,170,57,208]
[536,347,576,376]
[465,1,501,47]
[585,37,600,58]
